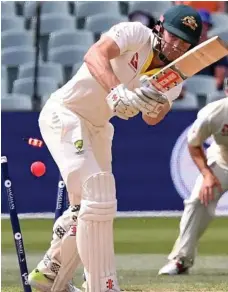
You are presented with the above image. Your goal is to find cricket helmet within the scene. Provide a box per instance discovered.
[151,5,203,64]
[162,5,202,46]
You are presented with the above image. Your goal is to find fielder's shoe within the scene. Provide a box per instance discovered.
[28,269,82,292]
[158,260,189,275]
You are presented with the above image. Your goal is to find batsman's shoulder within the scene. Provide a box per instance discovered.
[121,21,150,30]
[104,21,151,50]
[124,21,152,38]
[132,21,152,36]
[109,21,149,33]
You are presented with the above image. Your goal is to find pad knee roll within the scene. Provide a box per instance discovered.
[80,172,117,221]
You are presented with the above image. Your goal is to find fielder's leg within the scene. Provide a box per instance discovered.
[77,172,120,292]
[159,163,228,275]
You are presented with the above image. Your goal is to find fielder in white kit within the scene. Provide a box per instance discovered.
[28,5,202,292]
[159,97,228,275]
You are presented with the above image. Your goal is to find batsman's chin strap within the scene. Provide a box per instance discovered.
[158,52,171,66]
[152,21,172,66]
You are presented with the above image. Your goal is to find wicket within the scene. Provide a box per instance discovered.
[2,156,69,291]
[1,156,32,292]
[55,174,67,221]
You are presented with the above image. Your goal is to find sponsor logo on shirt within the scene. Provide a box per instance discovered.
[128,52,138,72]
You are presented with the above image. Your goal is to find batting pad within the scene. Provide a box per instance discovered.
[45,206,81,292]
[37,208,76,279]
[51,227,81,292]
[77,172,120,292]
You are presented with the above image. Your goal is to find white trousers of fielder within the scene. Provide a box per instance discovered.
[168,162,228,267]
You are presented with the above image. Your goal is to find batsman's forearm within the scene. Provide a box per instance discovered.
[84,50,121,93]
[188,144,213,177]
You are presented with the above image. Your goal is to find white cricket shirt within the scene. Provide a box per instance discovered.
[50,22,182,126]
[188,98,228,170]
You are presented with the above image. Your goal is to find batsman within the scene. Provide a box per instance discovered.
[28,5,202,292]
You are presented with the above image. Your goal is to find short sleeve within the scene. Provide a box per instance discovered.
[103,22,151,55]
[187,104,214,146]
[188,99,226,146]
[187,115,211,146]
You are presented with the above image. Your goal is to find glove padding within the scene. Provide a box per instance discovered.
[133,86,168,118]
[106,84,139,120]
[106,80,169,120]
[133,76,169,118]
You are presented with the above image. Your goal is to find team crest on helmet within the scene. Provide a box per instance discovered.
[181,16,198,31]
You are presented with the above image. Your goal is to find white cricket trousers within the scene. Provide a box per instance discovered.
[38,98,114,205]
[36,98,116,289]
[168,162,228,267]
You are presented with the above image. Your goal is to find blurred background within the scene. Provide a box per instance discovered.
[1,2,228,291]
[1,1,228,215]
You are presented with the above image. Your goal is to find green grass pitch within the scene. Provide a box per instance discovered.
[2,217,228,291]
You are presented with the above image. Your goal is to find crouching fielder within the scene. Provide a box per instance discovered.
[159,97,228,275]
[28,5,202,291]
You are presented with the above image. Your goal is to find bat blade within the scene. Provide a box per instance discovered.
[149,36,228,93]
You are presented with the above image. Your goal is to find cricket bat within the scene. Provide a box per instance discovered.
[147,36,228,93]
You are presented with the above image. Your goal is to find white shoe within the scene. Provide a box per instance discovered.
[28,269,82,292]
[28,269,53,291]
[82,281,87,290]
[158,260,189,275]
[82,272,87,290]
[68,281,82,292]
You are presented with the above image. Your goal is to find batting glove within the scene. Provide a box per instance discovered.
[106,84,139,120]
[132,75,169,117]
